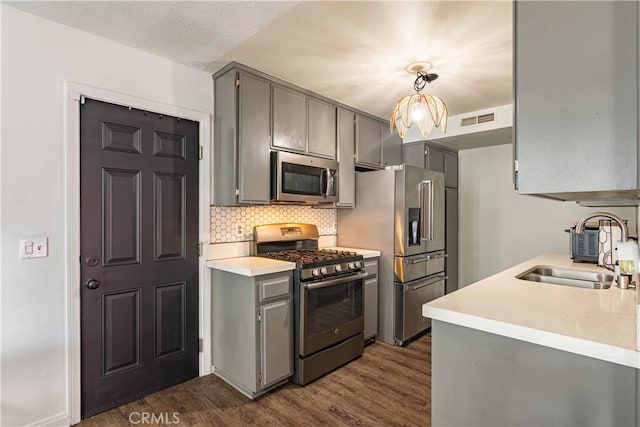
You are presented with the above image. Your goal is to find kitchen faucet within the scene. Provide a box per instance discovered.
[575,212,630,286]
[574,212,628,242]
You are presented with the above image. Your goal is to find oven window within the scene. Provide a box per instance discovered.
[282,163,324,196]
[306,279,363,336]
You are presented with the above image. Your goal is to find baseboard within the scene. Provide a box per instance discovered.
[26,412,70,427]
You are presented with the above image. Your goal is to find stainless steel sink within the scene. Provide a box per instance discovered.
[516,265,614,289]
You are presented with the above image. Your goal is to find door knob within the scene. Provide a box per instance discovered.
[86,279,100,290]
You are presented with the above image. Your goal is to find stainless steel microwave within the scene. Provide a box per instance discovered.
[271,151,339,203]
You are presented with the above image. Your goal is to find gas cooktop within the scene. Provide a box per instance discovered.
[262,248,359,265]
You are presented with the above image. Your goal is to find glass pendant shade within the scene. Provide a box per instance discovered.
[390,92,448,139]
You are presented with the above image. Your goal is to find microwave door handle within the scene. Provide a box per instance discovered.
[325,168,334,198]
[319,168,326,197]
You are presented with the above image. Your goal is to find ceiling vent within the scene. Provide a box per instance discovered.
[460,112,495,127]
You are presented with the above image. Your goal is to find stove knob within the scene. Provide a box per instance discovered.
[354,261,362,269]
[320,266,328,275]
[347,262,355,269]
[312,268,321,277]
[335,264,343,272]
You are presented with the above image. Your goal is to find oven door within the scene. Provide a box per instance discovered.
[272,151,338,203]
[299,271,366,356]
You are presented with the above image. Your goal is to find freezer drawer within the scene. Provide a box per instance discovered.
[394,251,446,283]
[394,274,445,344]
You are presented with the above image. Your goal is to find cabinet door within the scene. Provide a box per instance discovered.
[382,123,402,166]
[515,1,638,196]
[355,114,382,167]
[337,108,356,207]
[238,73,271,204]
[272,85,307,153]
[259,299,293,389]
[445,188,458,294]
[444,151,458,188]
[402,143,426,168]
[308,97,336,159]
[426,145,445,173]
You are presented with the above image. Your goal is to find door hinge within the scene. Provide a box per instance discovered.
[235,79,240,87]
[514,160,519,172]
[80,95,86,105]
[199,145,203,160]
[235,188,240,197]
[257,310,262,323]
[198,241,204,257]
[198,338,203,353]
[258,371,262,381]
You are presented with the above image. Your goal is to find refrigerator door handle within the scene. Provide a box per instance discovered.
[419,180,434,241]
[405,256,429,265]
[410,274,448,291]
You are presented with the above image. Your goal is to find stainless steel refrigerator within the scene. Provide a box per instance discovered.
[337,165,446,345]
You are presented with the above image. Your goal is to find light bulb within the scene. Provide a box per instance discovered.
[410,103,426,121]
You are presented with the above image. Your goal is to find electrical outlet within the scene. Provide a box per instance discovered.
[235,224,243,237]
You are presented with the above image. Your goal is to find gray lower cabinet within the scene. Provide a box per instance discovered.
[211,270,293,398]
[432,321,638,426]
[356,114,383,168]
[213,70,271,205]
[337,108,356,207]
[515,1,639,200]
[363,258,379,341]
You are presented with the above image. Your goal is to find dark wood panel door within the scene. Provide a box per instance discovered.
[80,99,199,418]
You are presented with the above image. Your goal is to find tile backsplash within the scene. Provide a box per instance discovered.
[210,205,337,243]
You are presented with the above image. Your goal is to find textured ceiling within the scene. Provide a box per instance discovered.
[6,1,512,119]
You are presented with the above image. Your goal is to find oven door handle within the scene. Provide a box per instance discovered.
[304,271,369,290]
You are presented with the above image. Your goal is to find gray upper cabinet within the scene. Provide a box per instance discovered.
[213,70,270,205]
[308,98,336,159]
[515,1,638,200]
[337,108,356,207]
[402,142,426,168]
[356,114,382,168]
[272,85,336,159]
[444,151,458,188]
[272,85,307,153]
[382,125,402,166]
[426,146,445,173]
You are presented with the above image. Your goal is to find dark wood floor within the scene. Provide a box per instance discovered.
[77,334,431,426]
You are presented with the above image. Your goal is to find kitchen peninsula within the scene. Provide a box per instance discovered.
[423,254,639,427]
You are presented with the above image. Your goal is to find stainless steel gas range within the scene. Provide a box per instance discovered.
[253,223,366,385]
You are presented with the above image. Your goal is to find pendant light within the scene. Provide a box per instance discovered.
[390,70,448,139]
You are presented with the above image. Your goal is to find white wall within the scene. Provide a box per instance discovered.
[0,6,212,426]
[458,144,637,287]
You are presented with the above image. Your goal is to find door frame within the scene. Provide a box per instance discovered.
[64,82,212,424]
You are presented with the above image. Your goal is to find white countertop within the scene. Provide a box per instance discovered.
[423,254,639,368]
[206,257,295,277]
[323,246,381,259]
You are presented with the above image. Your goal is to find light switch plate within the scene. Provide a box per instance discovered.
[19,237,48,259]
